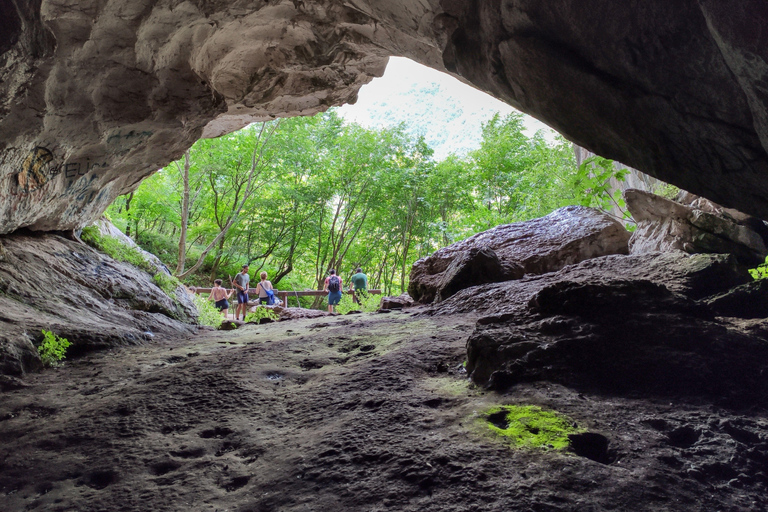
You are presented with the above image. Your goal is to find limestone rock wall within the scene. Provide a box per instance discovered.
[3,1,768,234]
[0,230,199,376]
[0,0,438,234]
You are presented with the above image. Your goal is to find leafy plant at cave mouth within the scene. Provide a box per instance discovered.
[38,330,71,367]
[482,405,584,450]
[245,307,280,323]
[749,255,768,280]
[192,293,225,327]
[563,155,634,229]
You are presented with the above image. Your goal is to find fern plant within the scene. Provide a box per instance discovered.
[192,294,225,327]
[38,330,71,367]
[749,256,768,280]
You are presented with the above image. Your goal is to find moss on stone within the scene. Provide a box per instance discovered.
[481,405,584,450]
[152,271,182,296]
[81,226,154,274]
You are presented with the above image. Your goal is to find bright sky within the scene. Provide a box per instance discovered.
[335,57,556,160]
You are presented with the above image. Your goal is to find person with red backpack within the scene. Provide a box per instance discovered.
[323,269,343,313]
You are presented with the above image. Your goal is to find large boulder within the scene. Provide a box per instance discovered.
[625,189,768,266]
[431,252,751,318]
[408,206,630,303]
[380,293,415,310]
[0,232,197,376]
[455,251,768,406]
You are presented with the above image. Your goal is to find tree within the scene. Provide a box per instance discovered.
[175,121,281,280]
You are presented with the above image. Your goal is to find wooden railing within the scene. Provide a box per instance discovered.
[193,288,381,307]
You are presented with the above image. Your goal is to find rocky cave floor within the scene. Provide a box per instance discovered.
[1,309,767,512]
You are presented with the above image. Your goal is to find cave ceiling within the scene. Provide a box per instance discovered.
[1,0,768,234]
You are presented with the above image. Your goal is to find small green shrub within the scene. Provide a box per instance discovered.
[192,293,225,327]
[81,226,154,274]
[750,255,768,280]
[654,182,680,200]
[335,291,381,314]
[482,405,584,450]
[38,330,71,367]
[152,272,182,296]
[245,307,280,323]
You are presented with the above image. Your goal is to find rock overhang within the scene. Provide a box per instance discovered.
[2,0,768,234]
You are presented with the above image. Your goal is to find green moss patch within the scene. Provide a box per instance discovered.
[152,271,182,296]
[81,226,154,274]
[482,405,584,450]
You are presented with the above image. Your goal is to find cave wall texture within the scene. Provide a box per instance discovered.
[2,0,768,234]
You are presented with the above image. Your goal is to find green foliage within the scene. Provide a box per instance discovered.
[482,405,584,450]
[749,255,768,280]
[654,183,681,200]
[335,291,381,314]
[245,307,280,323]
[81,226,154,274]
[152,272,182,296]
[192,293,225,327]
[562,156,631,220]
[104,109,588,298]
[38,330,71,367]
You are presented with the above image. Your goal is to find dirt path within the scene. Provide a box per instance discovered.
[1,310,765,511]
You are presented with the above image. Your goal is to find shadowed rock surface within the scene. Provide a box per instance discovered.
[2,310,768,511]
[409,206,630,303]
[0,232,197,376]
[3,1,768,233]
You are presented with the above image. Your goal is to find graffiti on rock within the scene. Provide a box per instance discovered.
[14,146,107,197]
[16,146,57,193]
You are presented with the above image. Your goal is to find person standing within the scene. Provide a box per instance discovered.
[255,271,274,305]
[324,269,343,313]
[349,267,368,304]
[233,264,251,321]
[208,279,234,318]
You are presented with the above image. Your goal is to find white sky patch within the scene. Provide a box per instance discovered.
[335,57,556,160]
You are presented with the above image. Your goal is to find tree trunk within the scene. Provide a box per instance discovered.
[176,121,280,280]
[175,151,191,275]
[124,192,134,237]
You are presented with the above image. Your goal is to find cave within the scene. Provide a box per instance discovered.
[2,2,768,511]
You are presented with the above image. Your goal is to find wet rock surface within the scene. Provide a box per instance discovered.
[0,232,196,375]
[409,206,630,303]
[1,311,766,511]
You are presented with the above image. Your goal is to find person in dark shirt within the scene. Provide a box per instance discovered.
[349,267,368,304]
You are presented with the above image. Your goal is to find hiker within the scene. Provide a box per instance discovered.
[349,267,368,304]
[255,271,275,305]
[208,279,233,318]
[324,269,343,313]
[233,264,250,321]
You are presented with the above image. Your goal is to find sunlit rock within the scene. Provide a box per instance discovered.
[625,189,768,266]
[409,206,630,303]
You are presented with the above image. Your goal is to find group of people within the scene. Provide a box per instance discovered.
[322,267,368,313]
[207,264,368,319]
[207,264,276,320]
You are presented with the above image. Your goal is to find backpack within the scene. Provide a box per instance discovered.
[328,275,340,293]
